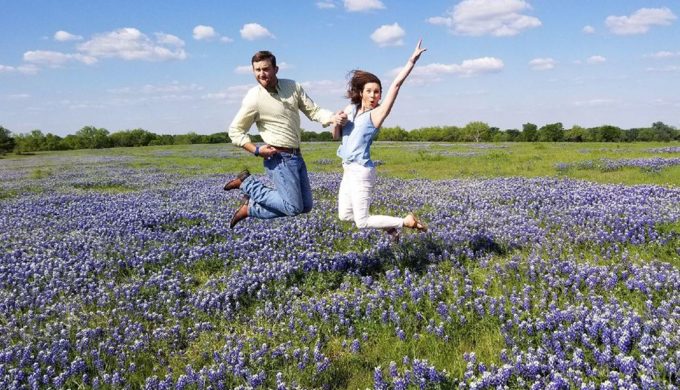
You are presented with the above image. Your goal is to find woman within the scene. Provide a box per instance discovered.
[334,39,428,243]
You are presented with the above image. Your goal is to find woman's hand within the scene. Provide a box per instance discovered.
[410,39,427,64]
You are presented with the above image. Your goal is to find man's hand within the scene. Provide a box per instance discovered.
[333,111,348,127]
[257,144,277,158]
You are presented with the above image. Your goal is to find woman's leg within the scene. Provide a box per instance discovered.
[348,164,403,230]
[337,165,354,222]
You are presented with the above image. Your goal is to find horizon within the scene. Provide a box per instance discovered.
[2,1,679,137]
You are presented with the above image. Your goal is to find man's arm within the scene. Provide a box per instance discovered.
[333,105,353,140]
[296,83,347,127]
[228,90,284,159]
[228,91,257,148]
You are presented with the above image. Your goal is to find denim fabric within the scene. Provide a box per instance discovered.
[336,105,378,167]
[241,152,313,219]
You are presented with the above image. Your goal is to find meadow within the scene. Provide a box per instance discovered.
[0,141,679,389]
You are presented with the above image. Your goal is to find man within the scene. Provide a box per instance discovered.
[224,50,347,228]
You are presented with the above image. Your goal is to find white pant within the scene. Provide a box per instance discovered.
[338,163,403,230]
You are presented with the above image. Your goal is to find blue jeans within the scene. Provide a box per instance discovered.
[241,152,313,219]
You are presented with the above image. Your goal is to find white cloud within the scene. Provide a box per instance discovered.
[316,1,336,9]
[605,7,676,35]
[0,62,49,75]
[344,0,385,12]
[582,25,595,34]
[192,25,232,43]
[54,30,83,41]
[23,50,98,66]
[202,85,253,103]
[300,79,346,96]
[427,16,450,26]
[646,65,680,72]
[240,23,275,40]
[108,82,203,95]
[3,93,31,100]
[0,65,16,73]
[77,28,186,61]
[394,57,504,82]
[529,58,556,70]
[427,0,541,37]
[586,55,606,64]
[155,33,184,47]
[645,50,680,59]
[193,25,217,40]
[235,65,253,74]
[370,23,405,47]
[18,65,39,75]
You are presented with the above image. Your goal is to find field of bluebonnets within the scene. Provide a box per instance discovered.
[1,142,679,389]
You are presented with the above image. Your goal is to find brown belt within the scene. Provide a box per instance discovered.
[271,146,301,155]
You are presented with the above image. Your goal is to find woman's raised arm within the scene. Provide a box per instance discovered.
[370,39,427,129]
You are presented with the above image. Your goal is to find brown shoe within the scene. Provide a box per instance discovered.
[230,196,249,229]
[223,169,250,191]
[385,227,401,244]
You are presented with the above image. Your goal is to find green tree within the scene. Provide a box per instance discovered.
[461,121,490,142]
[14,130,46,153]
[538,122,564,142]
[301,130,333,142]
[0,126,15,154]
[564,125,587,142]
[76,126,111,149]
[149,134,175,146]
[376,126,410,141]
[651,121,675,142]
[521,123,538,142]
[44,133,65,150]
[110,128,157,147]
[441,126,463,142]
[502,129,521,142]
[410,127,443,142]
[207,132,230,144]
[488,127,500,141]
[623,128,640,142]
[61,134,81,150]
[594,125,623,142]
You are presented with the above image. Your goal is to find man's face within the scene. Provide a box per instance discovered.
[252,59,278,89]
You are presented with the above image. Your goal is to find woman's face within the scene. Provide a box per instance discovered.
[360,82,381,109]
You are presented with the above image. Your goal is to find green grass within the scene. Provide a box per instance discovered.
[2,141,678,389]
[4,141,678,185]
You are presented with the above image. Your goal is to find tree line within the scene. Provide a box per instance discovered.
[1,121,678,156]
[376,121,679,143]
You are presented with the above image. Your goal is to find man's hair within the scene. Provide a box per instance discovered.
[252,51,277,68]
[346,70,382,106]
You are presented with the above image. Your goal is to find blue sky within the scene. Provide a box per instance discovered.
[1,0,679,136]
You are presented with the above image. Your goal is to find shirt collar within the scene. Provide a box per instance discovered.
[260,80,280,94]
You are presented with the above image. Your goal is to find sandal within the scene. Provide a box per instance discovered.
[405,213,428,232]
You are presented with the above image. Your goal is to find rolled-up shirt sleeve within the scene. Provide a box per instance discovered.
[296,83,334,127]
[228,90,258,147]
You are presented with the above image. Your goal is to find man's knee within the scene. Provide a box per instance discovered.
[280,199,305,216]
[302,200,313,214]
